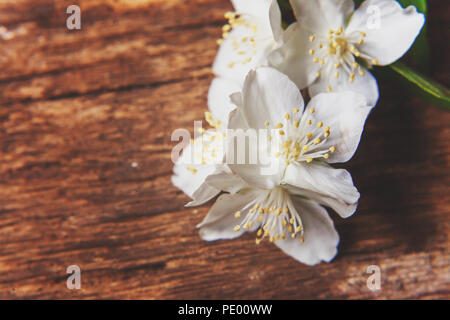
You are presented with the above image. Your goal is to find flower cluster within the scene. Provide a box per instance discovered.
[172,0,424,265]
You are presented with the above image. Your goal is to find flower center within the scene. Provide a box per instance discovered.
[328,37,349,56]
[233,187,305,244]
[308,27,378,91]
[265,107,336,166]
[217,12,269,68]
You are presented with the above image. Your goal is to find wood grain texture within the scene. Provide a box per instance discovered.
[0,0,449,299]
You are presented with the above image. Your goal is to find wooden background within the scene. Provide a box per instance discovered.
[0,0,448,299]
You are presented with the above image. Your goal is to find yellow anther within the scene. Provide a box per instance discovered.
[234,225,241,232]
[255,238,262,245]
[279,130,285,135]
[216,39,223,45]
[306,157,313,163]
[303,145,309,151]
[327,85,332,92]
[276,208,282,216]
[310,108,315,114]
[309,35,315,42]
[300,236,305,243]
[323,153,329,159]
[324,132,330,138]
[275,123,283,129]
[372,58,379,65]
[317,121,323,128]
[358,38,364,44]
[320,59,325,65]
[264,120,270,126]
[282,233,286,239]
[282,219,287,227]
[334,63,341,69]
[289,218,294,224]
[293,107,299,113]
[296,226,303,232]
[309,49,315,55]
[359,69,366,76]
[307,119,312,125]
[228,62,235,68]
[316,72,321,78]
[294,121,300,128]
[257,229,263,237]
[269,236,274,243]
[335,71,340,78]
[274,152,280,158]
[187,165,197,174]
[222,24,231,32]
[306,132,313,139]
[349,73,355,83]
[353,62,359,69]
[291,233,297,239]
[257,215,263,223]
[360,31,367,37]
[284,113,291,120]
[329,146,336,153]
[234,211,241,218]
[314,138,321,144]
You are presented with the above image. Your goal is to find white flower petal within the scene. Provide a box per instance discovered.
[240,67,304,129]
[186,174,221,207]
[305,91,373,162]
[231,0,272,19]
[289,0,354,34]
[197,188,260,240]
[269,0,283,41]
[204,171,248,194]
[208,77,241,127]
[172,164,217,200]
[283,162,359,218]
[308,66,379,106]
[268,23,321,89]
[172,130,224,203]
[226,111,285,189]
[213,16,274,86]
[346,0,425,65]
[275,196,339,265]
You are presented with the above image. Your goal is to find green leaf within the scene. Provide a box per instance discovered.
[389,61,450,109]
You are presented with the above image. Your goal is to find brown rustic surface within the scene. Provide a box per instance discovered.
[0,0,448,299]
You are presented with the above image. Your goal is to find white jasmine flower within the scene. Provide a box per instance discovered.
[214,0,282,86]
[197,67,372,265]
[172,78,243,206]
[269,0,425,106]
[171,128,226,206]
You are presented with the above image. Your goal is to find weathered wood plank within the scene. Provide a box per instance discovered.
[0,0,448,299]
